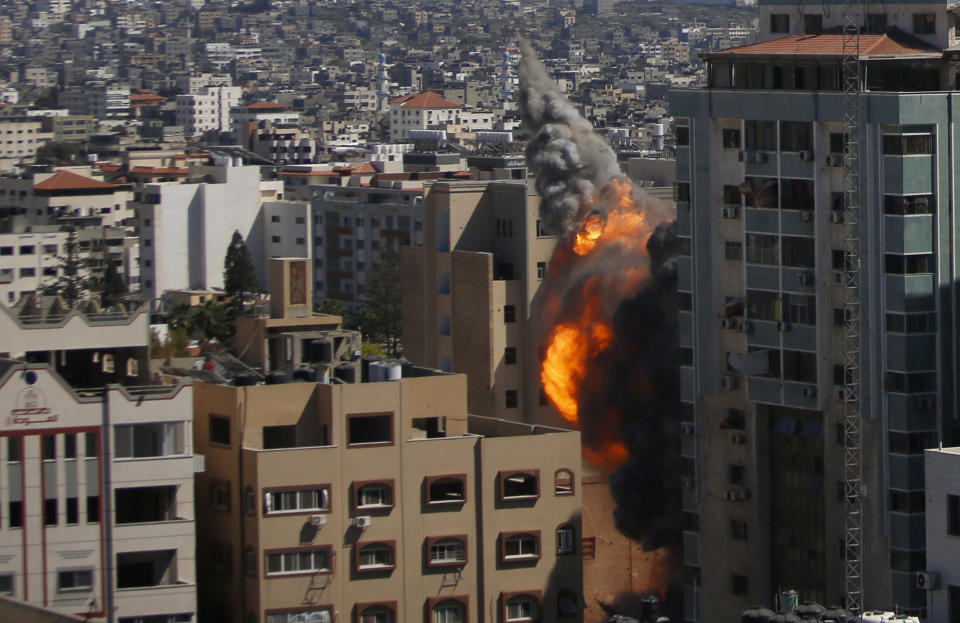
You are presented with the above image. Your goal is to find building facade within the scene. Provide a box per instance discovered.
[923,447,960,621]
[175,86,242,137]
[671,1,960,618]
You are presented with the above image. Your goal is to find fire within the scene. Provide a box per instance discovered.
[539,176,658,470]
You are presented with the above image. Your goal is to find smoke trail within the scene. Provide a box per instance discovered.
[518,40,623,236]
[520,41,682,609]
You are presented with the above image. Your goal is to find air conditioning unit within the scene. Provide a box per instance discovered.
[739,320,753,334]
[777,320,791,332]
[829,211,845,224]
[796,271,814,286]
[681,476,694,489]
[915,571,939,590]
[917,396,935,409]
[721,206,740,219]
[730,431,747,444]
[738,150,747,162]
[724,489,738,501]
[800,210,814,222]
[826,154,843,167]
[735,487,751,500]
[749,152,768,163]
[721,317,737,329]
[798,150,812,161]
[803,386,817,399]
[310,514,327,527]
[681,421,695,435]
[720,374,739,390]
[354,516,372,529]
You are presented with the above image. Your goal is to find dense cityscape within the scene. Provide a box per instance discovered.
[1,0,960,622]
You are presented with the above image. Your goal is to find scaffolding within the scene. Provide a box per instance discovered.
[840,0,864,615]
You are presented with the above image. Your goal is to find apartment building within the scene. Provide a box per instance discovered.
[0,230,66,304]
[189,259,583,623]
[389,92,462,142]
[402,180,557,424]
[0,300,197,623]
[243,120,317,166]
[175,86,242,137]
[134,161,283,299]
[671,0,960,618]
[0,120,53,171]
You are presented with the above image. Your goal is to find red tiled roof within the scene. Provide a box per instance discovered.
[706,27,941,59]
[353,162,377,174]
[33,170,117,191]
[390,91,461,109]
[94,162,122,173]
[247,101,286,110]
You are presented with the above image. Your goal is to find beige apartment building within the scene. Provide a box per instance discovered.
[402,180,558,424]
[191,259,584,623]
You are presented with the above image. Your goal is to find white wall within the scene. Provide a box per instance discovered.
[925,448,960,620]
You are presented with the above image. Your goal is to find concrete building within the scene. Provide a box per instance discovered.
[0,300,197,623]
[671,0,960,617]
[0,230,67,305]
[388,92,462,142]
[175,86,242,138]
[0,120,53,171]
[0,168,134,229]
[923,446,960,621]
[243,120,317,166]
[402,180,557,424]
[134,161,283,299]
[189,258,584,623]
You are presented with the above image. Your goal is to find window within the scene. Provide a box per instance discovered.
[502,532,540,561]
[885,254,935,275]
[865,13,887,33]
[728,464,746,485]
[722,184,741,205]
[884,194,935,215]
[676,125,689,146]
[266,608,333,623]
[914,13,935,34]
[745,121,776,151]
[883,133,933,155]
[264,487,330,514]
[355,542,395,571]
[115,423,185,457]
[57,569,93,592]
[500,470,539,499]
[18,245,35,255]
[433,599,466,623]
[785,294,816,325]
[347,413,393,446]
[780,179,814,210]
[358,603,395,623]
[674,182,690,202]
[271,215,280,223]
[354,481,393,509]
[770,14,789,33]
[426,475,467,505]
[265,547,332,576]
[505,390,518,408]
[557,524,575,555]
[721,128,741,148]
[731,574,749,595]
[210,480,230,511]
[886,312,936,334]
[949,495,960,535]
[780,121,812,152]
[271,235,281,244]
[0,247,11,256]
[19,267,35,278]
[428,537,467,567]
[504,305,516,323]
[725,241,743,261]
[503,593,539,622]
[45,498,57,525]
[209,415,230,446]
[803,13,823,33]
[781,236,815,268]
[554,469,574,495]
[536,261,546,279]
[87,496,99,523]
[504,347,517,365]
[66,498,78,525]
[745,234,778,265]
[730,519,748,541]
[42,434,56,460]
[0,574,12,596]
[783,350,817,383]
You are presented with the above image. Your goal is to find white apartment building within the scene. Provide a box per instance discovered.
[174,74,232,95]
[0,121,53,171]
[134,162,283,299]
[0,168,133,229]
[175,87,241,138]
[0,231,66,305]
[388,92,462,141]
[0,304,197,623]
[88,86,130,119]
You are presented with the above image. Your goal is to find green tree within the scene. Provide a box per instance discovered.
[43,230,91,308]
[35,142,86,165]
[223,230,258,307]
[314,298,348,317]
[355,252,402,356]
[100,261,126,308]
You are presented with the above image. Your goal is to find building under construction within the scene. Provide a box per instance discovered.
[671,0,960,619]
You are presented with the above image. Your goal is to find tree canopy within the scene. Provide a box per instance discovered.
[42,230,91,308]
[223,230,258,306]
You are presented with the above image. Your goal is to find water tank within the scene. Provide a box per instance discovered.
[334,364,356,384]
[639,594,659,623]
[888,616,919,623]
[779,590,798,615]
[820,607,854,623]
[861,612,895,623]
[292,365,317,382]
[382,362,401,381]
[368,361,385,382]
[232,374,258,386]
[310,339,333,362]
[793,603,824,620]
[265,371,289,385]
[769,615,800,623]
[742,606,775,623]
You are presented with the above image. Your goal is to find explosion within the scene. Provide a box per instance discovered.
[520,40,682,613]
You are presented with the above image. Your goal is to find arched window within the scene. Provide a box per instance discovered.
[503,593,539,622]
[355,541,395,572]
[554,469,574,495]
[433,599,466,623]
[355,481,393,509]
[557,589,578,618]
[499,470,539,500]
[427,536,467,567]
[501,532,540,561]
[556,524,575,555]
[358,603,394,623]
[426,475,466,505]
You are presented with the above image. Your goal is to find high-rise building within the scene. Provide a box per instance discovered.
[672,2,960,619]
[175,86,242,138]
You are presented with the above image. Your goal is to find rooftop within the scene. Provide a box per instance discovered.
[390,91,462,109]
[705,27,942,60]
[33,170,118,192]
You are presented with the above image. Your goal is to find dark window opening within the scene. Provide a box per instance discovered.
[115,487,176,524]
[502,471,538,499]
[348,414,393,445]
[427,476,466,504]
[209,416,231,446]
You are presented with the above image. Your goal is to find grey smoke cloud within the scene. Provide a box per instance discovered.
[519,40,623,235]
